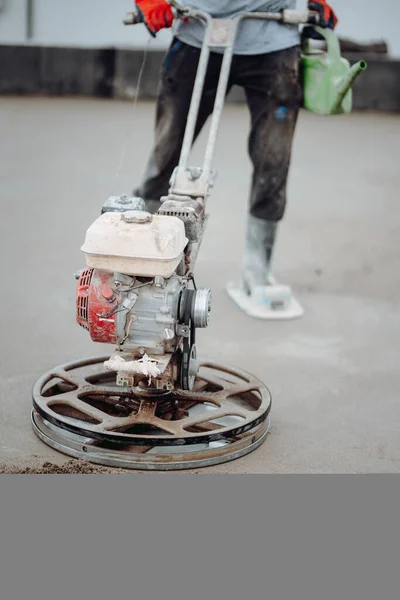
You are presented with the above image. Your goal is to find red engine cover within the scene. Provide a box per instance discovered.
[76,268,118,344]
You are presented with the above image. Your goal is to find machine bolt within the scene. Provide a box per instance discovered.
[155,276,165,289]
[188,167,202,181]
[163,328,175,341]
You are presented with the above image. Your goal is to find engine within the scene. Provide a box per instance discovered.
[76,202,211,391]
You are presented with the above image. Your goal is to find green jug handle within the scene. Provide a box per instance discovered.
[309,25,342,59]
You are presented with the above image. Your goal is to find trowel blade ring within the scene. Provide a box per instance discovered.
[32,356,271,468]
[31,410,270,471]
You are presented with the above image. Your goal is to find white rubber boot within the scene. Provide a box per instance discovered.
[226,215,304,320]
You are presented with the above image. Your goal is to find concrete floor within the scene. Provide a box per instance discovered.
[0,96,399,473]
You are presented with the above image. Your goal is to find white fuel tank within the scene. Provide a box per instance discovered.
[81,211,188,278]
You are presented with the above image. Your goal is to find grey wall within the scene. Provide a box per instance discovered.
[1,43,399,113]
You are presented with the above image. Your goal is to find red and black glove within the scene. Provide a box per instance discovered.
[306,0,338,39]
[136,0,174,37]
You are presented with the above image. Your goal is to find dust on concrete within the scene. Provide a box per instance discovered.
[0,459,127,474]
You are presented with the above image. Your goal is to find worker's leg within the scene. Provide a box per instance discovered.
[234,46,302,290]
[134,39,231,212]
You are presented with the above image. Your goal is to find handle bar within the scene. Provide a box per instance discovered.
[123,5,320,27]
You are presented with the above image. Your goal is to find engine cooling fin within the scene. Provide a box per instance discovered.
[32,356,271,471]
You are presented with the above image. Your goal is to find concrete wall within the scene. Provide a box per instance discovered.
[1,43,399,113]
[0,0,399,56]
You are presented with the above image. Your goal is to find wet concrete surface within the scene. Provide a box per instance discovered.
[0,97,399,473]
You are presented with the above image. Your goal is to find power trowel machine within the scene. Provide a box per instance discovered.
[32,2,366,470]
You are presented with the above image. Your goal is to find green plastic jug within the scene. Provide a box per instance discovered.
[301,26,367,115]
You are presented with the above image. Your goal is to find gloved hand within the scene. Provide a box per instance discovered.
[308,0,338,29]
[306,0,338,39]
[136,0,174,37]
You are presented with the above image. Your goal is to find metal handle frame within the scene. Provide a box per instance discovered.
[167,4,317,199]
[123,3,317,201]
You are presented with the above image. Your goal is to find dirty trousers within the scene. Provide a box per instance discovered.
[135,40,302,222]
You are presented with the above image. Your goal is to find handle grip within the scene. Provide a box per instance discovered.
[282,9,320,25]
[123,4,181,26]
[123,8,144,26]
